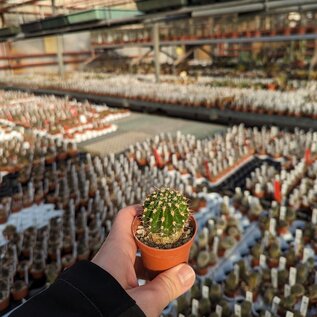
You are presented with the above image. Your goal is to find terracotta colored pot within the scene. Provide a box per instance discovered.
[268,258,279,268]
[132,216,197,272]
[0,214,8,225]
[57,152,68,161]
[31,269,45,280]
[194,266,208,276]
[0,296,9,312]
[251,258,260,267]
[77,251,91,261]
[277,226,288,236]
[12,286,28,301]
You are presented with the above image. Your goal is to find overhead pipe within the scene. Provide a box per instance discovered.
[266,0,317,9]
[270,4,317,13]
[182,0,262,12]
[193,3,264,17]
[143,0,261,22]
[192,0,317,18]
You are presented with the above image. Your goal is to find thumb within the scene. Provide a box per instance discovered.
[127,264,195,317]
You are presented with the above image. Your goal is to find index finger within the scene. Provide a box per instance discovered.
[107,204,142,258]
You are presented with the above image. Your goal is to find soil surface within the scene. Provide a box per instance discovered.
[136,222,194,249]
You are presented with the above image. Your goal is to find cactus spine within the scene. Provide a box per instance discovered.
[142,188,190,245]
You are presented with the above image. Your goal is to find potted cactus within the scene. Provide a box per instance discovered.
[268,242,280,268]
[240,300,252,317]
[251,243,262,267]
[209,284,222,304]
[308,284,317,304]
[224,271,239,297]
[11,280,28,301]
[290,283,305,301]
[0,290,9,312]
[195,250,210,276]
[132,188,197,272]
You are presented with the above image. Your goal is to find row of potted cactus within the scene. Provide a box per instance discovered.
[0,90,129,142]
[2,72,317,118]
[1,122,317,315]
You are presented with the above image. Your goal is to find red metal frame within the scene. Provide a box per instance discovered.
[0,58,86,69]
[0,51,90,60]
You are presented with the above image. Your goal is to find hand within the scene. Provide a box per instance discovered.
[92,205,195,317]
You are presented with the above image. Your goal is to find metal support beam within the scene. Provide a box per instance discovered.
[0,0,41,14]
[309,40,317,78]
[57,35,64,77]
[153,23,160,83]
[52,0,64,77]
[162,34,317,46]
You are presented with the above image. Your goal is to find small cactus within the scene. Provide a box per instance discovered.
[142,188,190,245]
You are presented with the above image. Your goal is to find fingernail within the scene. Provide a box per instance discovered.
[178,264,195,287]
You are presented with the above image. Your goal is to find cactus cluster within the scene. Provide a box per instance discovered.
[142,188,190,245]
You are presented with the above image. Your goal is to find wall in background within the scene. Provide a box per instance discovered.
[0,31,91,74]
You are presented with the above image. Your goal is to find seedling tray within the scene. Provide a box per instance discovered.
[67,9,108,25]
[0,204,63,246]
[21,21,42,34]
[41,15,69,30]
[0,26,20,38]
[105,9,140,20]
[136,0,188,12]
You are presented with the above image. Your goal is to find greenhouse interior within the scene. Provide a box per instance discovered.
[1,0,317,316]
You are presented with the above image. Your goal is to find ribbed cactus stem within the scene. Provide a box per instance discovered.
[142,188,190,245]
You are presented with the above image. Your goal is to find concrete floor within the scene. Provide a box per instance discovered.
[80,112,226,155]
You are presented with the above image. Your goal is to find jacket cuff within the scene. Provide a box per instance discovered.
[60,261,145,317]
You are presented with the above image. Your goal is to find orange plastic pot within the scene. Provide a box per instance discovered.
[132,216,197,272]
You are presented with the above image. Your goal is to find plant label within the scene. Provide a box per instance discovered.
[199,228,209,248]
[271,296,281,314]
[234,263,240,281]
[246,291,253,303]
[312,208,317,224]
[279,206,286,220]
[202,286,209,299]
[208,219,215,231]
[216,305,222,317]
[284,284,290,297]
[271,268,278,289]
[289,267,297,287]
[295,229,302,243]
[269,218,276,235]
[56,248,61,267]
[286,311,294,317]
[303,247,311,263]
[262,231,270,248]
[300,296,309,317]
[234,304,241,317]
[294,241,300,255]
[24,265,29,285]
[191,299,199,316]
[260,254,266,268]
[213,236,219,254]
[278,256,286,270]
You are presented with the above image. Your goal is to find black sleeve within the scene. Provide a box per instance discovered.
[10,261,146,317]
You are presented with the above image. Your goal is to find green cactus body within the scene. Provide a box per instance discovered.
[142,188,190,245]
